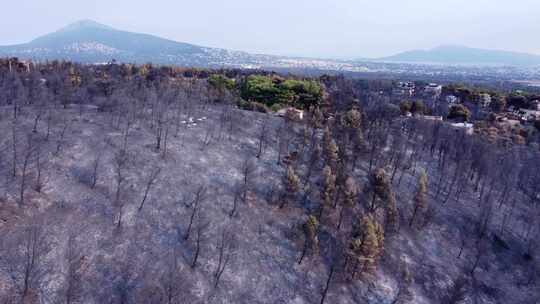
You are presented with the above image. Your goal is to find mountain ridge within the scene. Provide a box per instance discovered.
[0,20,269,67]
[376,45,540,66]
[2,20,540,68]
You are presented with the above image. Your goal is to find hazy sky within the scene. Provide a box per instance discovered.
[2,0,539,58]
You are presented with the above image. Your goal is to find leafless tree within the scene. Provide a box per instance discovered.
[299,215,319,265]
[113,151,129,228]
[19,134,38,205]
[32,87,48,133]
[470,239,488,276]
[1,221,51,302]
[138,166,161,211]
[214,228,236,288]
[121,106,135,151]
[159,246,187,304]
[303,140,322,187]
[256,118,269,158]
[111,261,136,304]
[476,195,493,242]
[192,214,210,269]
[276,120,292,165]
[153,90,173,151]
[33,140,47,193]
[230,183,242,218]
[11,118,18,178]
[184,185,207,240]
[200,123,215,150]
[320,262,336,304]
[60,233,85,304]
[391,259,413,304]
[90,154,101,189]
[240,157,255,203]
[441,276,469,304]
[45,109,53,141]
[55,116,71,156]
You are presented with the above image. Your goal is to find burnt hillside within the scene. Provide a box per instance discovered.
[0,60,539,304]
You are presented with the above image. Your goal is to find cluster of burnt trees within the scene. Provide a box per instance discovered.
[0,60,249,302]
[270,76,540,303]
[0,60,538,303]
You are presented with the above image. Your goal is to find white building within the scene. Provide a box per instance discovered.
[445,95,459,104]
[393,82,415,97]
[424,83,443,98]
[518,109,540,121]
[478,93,492,108]
[531,100,540,111]
[451,122,474,135]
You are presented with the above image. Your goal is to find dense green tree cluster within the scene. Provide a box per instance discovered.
[240,75,322,109]
[208,74,235,103]
[208,74,235,91]
[448,104,471,122]
[399,100,425,115]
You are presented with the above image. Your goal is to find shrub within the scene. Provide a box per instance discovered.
[208,74,234,91]
[237,100,270,113]
[448,104,471,122]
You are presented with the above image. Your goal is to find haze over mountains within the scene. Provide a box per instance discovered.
[0,20,275,67]
[1,20,539,68]
[377,45,540,66]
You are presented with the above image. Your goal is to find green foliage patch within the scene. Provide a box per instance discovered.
[240,75,322,109]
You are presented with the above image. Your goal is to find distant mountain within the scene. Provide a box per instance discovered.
[377,45,540,66]
[0,20,275,67]
[4,22,540,70]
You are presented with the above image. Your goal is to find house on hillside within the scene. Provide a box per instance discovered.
[277,107,304,121]
[392,82,415,97]
[0,58,32,73]
[531,100,540,111]
[424,83,443,98]
[422,115,444,121]
[496,116,521,128]
[445,95,460,104]
[451,122,474,135]
[478,93,492,108]
[518,109,540,122]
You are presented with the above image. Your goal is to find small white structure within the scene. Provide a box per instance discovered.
[393,82,415,97]
[479,93,492,108]
[424,83,443,97]
[277,108,304,121]
[451,122,474,135]
[497,117,520,128]
[446,95,459,104]
[422,115,444,121]
[531,100,540,111]
[518,109,540,121]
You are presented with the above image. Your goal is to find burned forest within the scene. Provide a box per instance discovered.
[0,59,539,304]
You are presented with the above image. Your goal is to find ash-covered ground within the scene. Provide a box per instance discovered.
[0,100,538,304]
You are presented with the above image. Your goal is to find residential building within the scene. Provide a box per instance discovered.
[478,93,492,108]
[518,109,540,122]
[451,122,474,135]
[424,83,443,98]
[445,95,459,104]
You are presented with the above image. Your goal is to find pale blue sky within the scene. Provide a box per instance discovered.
[2,0,539,58]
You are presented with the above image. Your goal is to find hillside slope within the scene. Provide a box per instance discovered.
[0,65,538,303]
[0,20,269,66]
